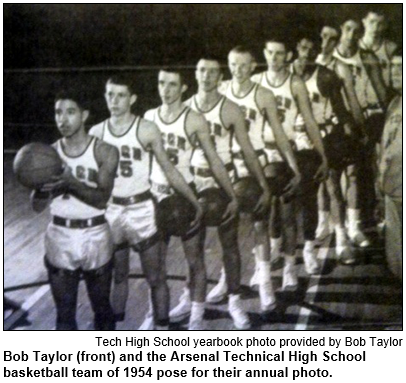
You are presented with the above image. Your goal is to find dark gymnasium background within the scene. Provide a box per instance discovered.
[3,4,403,150]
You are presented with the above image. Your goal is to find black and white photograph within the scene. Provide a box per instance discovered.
[3,3,402,331]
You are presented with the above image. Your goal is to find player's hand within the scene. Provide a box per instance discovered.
[254,188,271,216]
[282,172,301,200]
[190,203,204,229]
[314,159,329,182]
[39,164,70,195]
[221,197,239,226]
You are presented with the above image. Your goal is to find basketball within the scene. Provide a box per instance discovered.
[198,188,230,227]
[157,194,197,237]
[233,177,263,213]
[13,142,63,189]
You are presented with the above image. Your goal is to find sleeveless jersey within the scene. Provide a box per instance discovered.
[149,106,195,186]
[333,48,378,109]
[222,81,265,151]
[359,39,391,86]
[252,71,298,141]
[188,95,232,167]
[302,66,334,125]
[99,117,151,197]
[50,137,105,219]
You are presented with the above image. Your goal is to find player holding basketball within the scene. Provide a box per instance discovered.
[185,55,275,326]
[252,36,329,277]
[90,74,202,330]
[219,46,302,301]
[334,16,388,240]
[359,9,397,87]
[144,67,240,330]
[292,36,359,265]
[31,89,119,330]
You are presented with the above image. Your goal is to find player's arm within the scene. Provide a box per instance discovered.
[187,110,239,223]
[336,61,366,133]
[361,50,388,108]
[292,74,329,181]
[257,87,301,193]
[222,100,271,213]
[67,140,119,209]
[139,119,203,226]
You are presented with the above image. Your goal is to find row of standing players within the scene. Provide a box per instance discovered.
[32,13,400,330]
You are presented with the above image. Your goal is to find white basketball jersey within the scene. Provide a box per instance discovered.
[222,81,265,151]
[50,137,105,219]
[188,95,232,167]
[303,66,334,125]
[252,71,298,141]
[359,40,391,86]
[333,48,378,108]
[99,117,151,197]
[149,107,195,186]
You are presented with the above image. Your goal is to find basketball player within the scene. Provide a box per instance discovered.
[334,17,388,239]
[252,36,329,276]
[89,75,202,330]
[379,48,402,280]
[185,54,283,323]
[359,10,398,87]
[144,67,240,330]
[219,46,302,299]
[31,90,119,330]
[316,24,370,247]
[292,36,359,265]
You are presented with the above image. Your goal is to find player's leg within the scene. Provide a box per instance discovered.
[326,168,356,265]
[316,182,333,241]
[110,246,130,321]
[181,228,206,330]
[44,224,81,330]
[83,260,115,330]
[346,163,371,247]
[105,203,130,321]
[219,219,250,329]
[138,239,170,330]
[45,258,80,330]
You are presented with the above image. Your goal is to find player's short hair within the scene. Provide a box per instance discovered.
[198,54,224,66]
[159,67,185,84]
[264,35,294,53]
[229,45,256,60]
[338,15,361,28]
[321,21,340,33]
[364,7,386,19]
[54,89,88,111]
[106,74,136,95]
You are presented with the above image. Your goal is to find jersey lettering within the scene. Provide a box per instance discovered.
[121,145,142,161]
[162,132,186,150]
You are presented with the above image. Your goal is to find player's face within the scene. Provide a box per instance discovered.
[320,27,339,55]
[55,99,87,138]
[195,59,222,92]
[158,71,186,105]
[228,51,256,83]
[391,56,402,91]
[340,20,361,45]
[264,42,287,72]
[296,39,318,64]
[105,83,136,117]
[363,13,385,37]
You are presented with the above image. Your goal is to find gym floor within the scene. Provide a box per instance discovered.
[4,154,402,331]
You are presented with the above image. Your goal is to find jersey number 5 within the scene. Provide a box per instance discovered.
[119,160,133,177]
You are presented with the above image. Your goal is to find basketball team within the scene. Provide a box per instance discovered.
[30,11,402,330]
